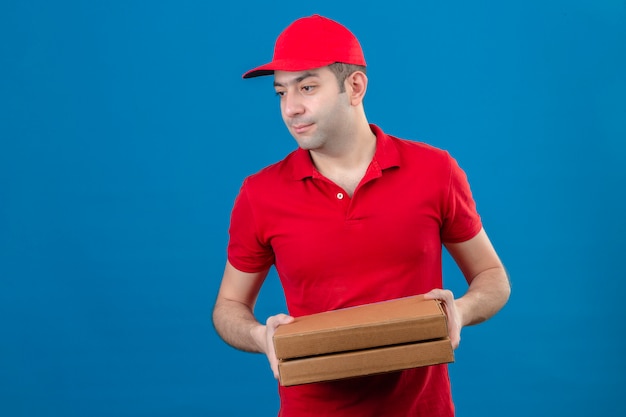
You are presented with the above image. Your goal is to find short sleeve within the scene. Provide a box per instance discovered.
[227,179,275,272]
[440,155,482,243]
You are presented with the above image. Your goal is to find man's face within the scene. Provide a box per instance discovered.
[273,67,352,151]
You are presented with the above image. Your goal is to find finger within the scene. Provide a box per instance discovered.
[424,290,461,349]
[265,314,295,379]
[424,289,454,304]
[451,335,460,350]
[266,313,295,330]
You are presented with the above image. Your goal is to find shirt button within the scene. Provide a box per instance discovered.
[337,192,344,200]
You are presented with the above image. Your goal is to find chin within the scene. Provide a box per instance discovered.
[296,142,320,151]
[295,140,313,150]
[291,130,325,150]
[291,134,314,149]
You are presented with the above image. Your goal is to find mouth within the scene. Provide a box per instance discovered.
[291,123,314,134]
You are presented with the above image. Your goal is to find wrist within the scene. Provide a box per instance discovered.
[454,296,470,327]
[249,323,268,354]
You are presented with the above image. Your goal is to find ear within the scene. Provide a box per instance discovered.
[345,71,368,106]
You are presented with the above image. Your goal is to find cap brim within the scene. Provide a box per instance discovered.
[242,59,336,79]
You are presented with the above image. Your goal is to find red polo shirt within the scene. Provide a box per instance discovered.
[227,124,482,416]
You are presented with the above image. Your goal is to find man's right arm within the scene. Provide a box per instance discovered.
[212,261,293,378]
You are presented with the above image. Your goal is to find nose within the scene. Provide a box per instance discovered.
[282,91,305,118]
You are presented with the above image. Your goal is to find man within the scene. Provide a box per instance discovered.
[213,14,510,416]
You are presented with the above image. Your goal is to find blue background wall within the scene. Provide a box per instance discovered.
[1,0,625,416]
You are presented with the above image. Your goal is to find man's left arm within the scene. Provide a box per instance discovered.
[424,228,511,349]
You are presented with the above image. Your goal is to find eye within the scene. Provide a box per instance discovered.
[301,85,316,93]
[274,90,286,98]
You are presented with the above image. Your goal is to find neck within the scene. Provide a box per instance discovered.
[310,119,376,196]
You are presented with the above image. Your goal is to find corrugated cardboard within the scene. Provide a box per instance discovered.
[278,338,454,386]
[274,295,448,360]
[273,295,454,386]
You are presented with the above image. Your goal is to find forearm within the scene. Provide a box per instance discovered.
[212,298,266,353]
[456,266,510,326]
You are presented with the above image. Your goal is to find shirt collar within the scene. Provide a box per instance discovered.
[291,124,401,181]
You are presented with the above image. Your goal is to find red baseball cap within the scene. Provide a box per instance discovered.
[242,15,366,79]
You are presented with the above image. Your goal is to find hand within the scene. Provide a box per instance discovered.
[423,289,462,349]
[251,313,294,379]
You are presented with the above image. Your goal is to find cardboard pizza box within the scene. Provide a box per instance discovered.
[274,295,449,359]
[273,295,454,386]
[278,338,454,386]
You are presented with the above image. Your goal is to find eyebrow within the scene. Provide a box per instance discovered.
[273,72,320,88]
